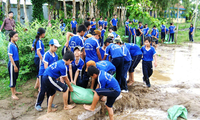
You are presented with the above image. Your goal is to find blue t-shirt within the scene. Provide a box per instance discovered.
[96,60,116,72]
[130,27,135,35]
[151,28,157,36]
[105,43,124,59]
[101,29,106,38]
[189,27,194,32]
[125,43,142,57]
[125,21,129,29]
[121,45,132,62]
[99,47,109,60]
[32,39,35,48]
[91,21,96,29]
[60,23,66,32]
[161,25,166,32]
[84,30,90,38]
[98,20,104,27]
[104,21,108,27]
[157,29,159,38]
[69,35,84,51]
[112,32,118,39]
[84,37,100,63]
[169,26,176,33]
[70,58,84,73]
[71,21,77,28]
[43,60,68,79]
[166,28,169,33]
[141,46,156,61]
[39,50,58,76]
[138,25,143,29]
[143,27,149,35]
[97,70,121,92]
[8,42,19,61]
[35,39,45,57]
[111,18,118,26]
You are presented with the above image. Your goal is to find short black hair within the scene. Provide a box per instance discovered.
[78,24,87,32]
[92,17,95,21]
[9,31,18,42]
[153,25,156,28]
[104,38,113,45]
[99,25,103,28]
[8,11,13,14]
[170,23,173,25]
[139,21,142,24]
[145,24,148,25]
[109,27,113,31]
[63,51,74,61]
[129,21,133,23]
[87,17,91,21]
[84,21,91,28]
[100,16,103,18]
[105,17,107,19]
[113,14,117,16]
[144,37,151,43]
[87,66,100,76]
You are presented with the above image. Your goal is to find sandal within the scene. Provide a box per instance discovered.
[35,105,43,112]
[51,104,58,108]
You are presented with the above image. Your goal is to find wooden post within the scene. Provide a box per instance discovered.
[175,3,180,44]
[193,0,199,36]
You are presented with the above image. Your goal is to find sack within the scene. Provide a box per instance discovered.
[136,36,141,47]
[71,83,94,104]
[167,105,187,120]
[165,34,169,41]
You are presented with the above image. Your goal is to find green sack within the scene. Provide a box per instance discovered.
[71,83,94,104]
[113,73,116,78]
[136,36,141,47]
[165,34,169,41]
[167,105,188,120]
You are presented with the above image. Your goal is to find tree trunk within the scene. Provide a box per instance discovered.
[83,0,86,19]
[80,0,83,19]
[72,0,76,17]
[0,0,3,20]
[63,0,67,19]
[48,2,50,19]
[108,10,110,18]
[155,10,157,18]
[193,0,199,36]
[23,0,28,23]
[94,0,98,18]
[175,4,180,44]
[113,5,117,15]
[89,0,94,18]
[117,7,120,21]
[17,0,20,22]
[152,10,154,18]
[5,0,10,18]
[121,6,124,26]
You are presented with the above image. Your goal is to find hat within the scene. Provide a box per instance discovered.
[93,30,101,39]
[74,46,82,52]
[49,39,61,47]
[85,60,96,72]
[104,38,113,44]
[114,38,122,43]
[108,33,114,38]
[72,16,75,19]
[86,34,92,38]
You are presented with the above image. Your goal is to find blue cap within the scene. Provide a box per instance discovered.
[49,39,61,47]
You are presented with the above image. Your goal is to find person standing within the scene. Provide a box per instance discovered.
[90,18,97,33]
[189,24,194,42]
[110,14,118,31]
[169,23,176,42]
[125,18,129,36]
[71,17,78,34]
[160,23,166,43]
[0,11,16,41]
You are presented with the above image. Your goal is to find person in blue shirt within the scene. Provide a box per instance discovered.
[160,23,166,43]
[108,27,119,40]
[103,38,124,87]
[60,19,66,34]
[99,38,112,61]
[125,18,129,36]
[141,37,157,87]
[68,25,87,52]
[84,30,102,63]
[138,21,144,45]
[150,25,158,48]
[83,21,91,40]
[125,43,142,86]
[98,16,104,29]
[70,17,78,34]
[90,18,96,34]
[98,25,106,47]
[103,17,108,29]
[119,42,132,92]
[143,24,149,37]
[35,39,61,111]
[84,66,121,120]
[7,31,22,100]
[33,28,46,91]
[41,51,75,113]
[129,21,136,43]
[189,24,194,42]
[68,46,84,86]
[62,32,75,57]
[169,23,176,42]
[110,14,118,31]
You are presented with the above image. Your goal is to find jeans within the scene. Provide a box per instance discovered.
[121,61,131,90]
[189,32,193,42]
[72,27,76,34]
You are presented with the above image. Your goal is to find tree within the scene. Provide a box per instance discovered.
[63,0,67,19]
[72,0,76,17]
[193,0,199,36]
[17,0,20,22]
[32,0,44,20]
[23,0,28,23]
[89,0,94,18]
[5,0,11,17]
[83,0,87,19]
[79,0,83,19]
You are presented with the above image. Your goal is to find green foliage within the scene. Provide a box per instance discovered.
[31,0,45,21]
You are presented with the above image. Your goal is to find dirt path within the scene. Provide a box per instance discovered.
[0,43,200,120]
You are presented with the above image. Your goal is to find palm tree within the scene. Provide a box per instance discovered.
[17,0,20,22]
[63,0,67,19]
[72,0,76,17]
[23,0,28,23]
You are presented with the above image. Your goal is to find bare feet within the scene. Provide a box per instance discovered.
[34,83,39,89]
[12,95,19,100]
[47,108,57,113]
[64,105,75,110]
[83,104,95,112]
[127,80,134,86]
[15,92,22,95]
[101,96,107,102]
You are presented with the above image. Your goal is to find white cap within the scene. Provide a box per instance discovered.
[49,39,61,47]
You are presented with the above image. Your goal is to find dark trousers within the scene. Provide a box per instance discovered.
[142,61,153,86]
[125,28,129,36]
[34,57,41,78]
[132,35,136,43]
[161,32,165,40]
[111,57,124,86]
[90,28,96,34]
[128,32,131,43]
[169,33,174,42]
[113,26,117,31]
[189,32,193,42]
[72,28,76,34]
[99,36,104,47]
[141,34,144,45]
[121,61,131,90]
[8,61,19,88]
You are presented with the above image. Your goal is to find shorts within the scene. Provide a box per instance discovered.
[8,61,19,87]
[129,55,142,72]
[34,57,41,78]
[43,76,68,96]
[113,26,117,31]
[95,88,120,107]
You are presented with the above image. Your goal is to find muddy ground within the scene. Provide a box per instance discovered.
[0,43,200,120]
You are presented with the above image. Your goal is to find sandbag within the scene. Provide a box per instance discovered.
[136,36,141,47]
[165,34,169,41]
[167,105,187,120]
[71,83,94,104]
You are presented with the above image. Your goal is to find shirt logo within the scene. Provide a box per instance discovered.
[84,43,93,50]
[104,72,112,81]
[111,44,121,50]
[69,41,76,48]
[50,62,57,70]
[97,61,107,67]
